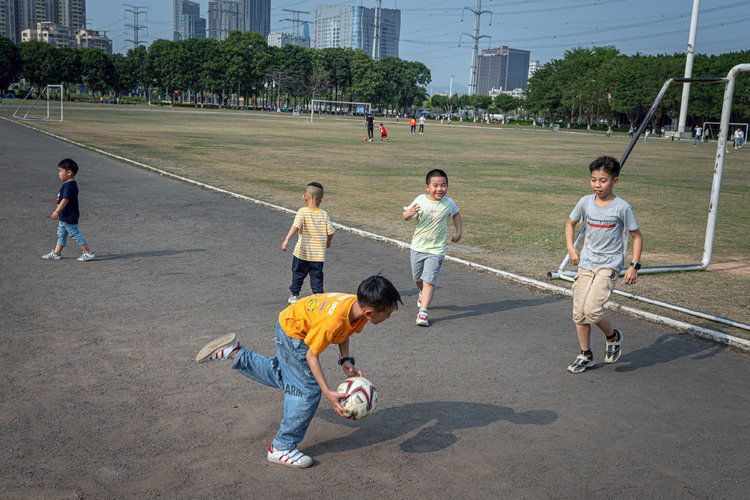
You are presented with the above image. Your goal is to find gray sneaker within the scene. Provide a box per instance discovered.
[77,252,96,261]
[567,353,596,373]
[42,251,61,260]
[288,294,299,304]
[605,329,623,363]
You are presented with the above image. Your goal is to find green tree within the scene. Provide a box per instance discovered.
[19,40,57,89]
[80,48,115,96]
[493,94,518,123]
[0,35,22,92]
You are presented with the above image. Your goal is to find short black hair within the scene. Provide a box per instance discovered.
[58,158,79,175]
[426,169,448,185]
[357,274,402,312]
[589,156,621,178]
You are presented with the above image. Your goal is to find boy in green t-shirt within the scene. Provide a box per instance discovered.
[402,169,462,327]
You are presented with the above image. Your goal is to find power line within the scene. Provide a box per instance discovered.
[124,5,148,49]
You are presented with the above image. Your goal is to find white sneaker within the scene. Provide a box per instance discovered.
[267,445,313,468]
[567,353,595,373]
[288,294,299,304]
[42,251,61,260]
[416,310,429,327]
[77,252,96,261]
[417,291,422,309]
[195,333,239,363]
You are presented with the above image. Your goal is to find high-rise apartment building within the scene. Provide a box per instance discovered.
[208,0,239,41]
[0,0,18,42]
[476,46,530,95]
[267,31,310,49]
[239,0,269,38]
[314,5,400,59]
[1,0,85,43]
[173,0,205,41]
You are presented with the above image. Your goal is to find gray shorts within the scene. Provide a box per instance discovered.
[410,250,443,285]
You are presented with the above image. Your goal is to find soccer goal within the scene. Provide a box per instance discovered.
[702,121,747,142]
[310,99,371,122]
[13,85,64,122]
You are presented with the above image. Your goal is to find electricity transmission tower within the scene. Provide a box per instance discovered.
[460,0,491,95]
[281,9,311,47]
[124,4,148,50]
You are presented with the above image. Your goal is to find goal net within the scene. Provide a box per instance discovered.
[310,99,371,122]
[13,85,64,122]
[702,121,747,143]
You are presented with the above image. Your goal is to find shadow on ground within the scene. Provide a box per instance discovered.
[310,401,557,456]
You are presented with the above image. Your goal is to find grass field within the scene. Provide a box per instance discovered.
[3,103,748,337]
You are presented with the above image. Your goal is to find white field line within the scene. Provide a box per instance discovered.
[4,116,748,351]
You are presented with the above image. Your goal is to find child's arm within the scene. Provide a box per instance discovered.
[306,349,351,418]
[450,212,462,242]
[623,228,643,285]
[52,198,69,219]
[565,218,580,265]
[326,234,333,248]
[281,225,298,251]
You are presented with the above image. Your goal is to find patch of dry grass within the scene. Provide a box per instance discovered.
[4,104,748,334]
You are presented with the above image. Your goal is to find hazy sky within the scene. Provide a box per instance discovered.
[86,0,750,93]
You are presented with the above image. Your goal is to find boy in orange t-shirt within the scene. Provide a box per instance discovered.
[196,275,401,469]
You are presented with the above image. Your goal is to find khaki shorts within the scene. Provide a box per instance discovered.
[572,268,618,324]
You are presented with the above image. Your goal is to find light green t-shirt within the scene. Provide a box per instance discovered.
[407,194,459,256]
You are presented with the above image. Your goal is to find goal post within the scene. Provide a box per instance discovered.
[13,85,64,122]
[310,99,372,122]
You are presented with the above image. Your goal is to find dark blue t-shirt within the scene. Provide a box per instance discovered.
[57,180,79,224]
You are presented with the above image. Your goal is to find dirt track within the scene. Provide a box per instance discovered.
[1,117,749,498]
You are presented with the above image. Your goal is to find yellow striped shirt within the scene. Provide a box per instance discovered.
[292,207,335,262]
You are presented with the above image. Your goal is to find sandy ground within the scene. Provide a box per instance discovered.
[1,118,749,498]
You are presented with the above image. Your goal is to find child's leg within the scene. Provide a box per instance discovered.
[64,222,92,254]
[55,221,68,253]
[575,323,592,351]
[290,256,308,295]
[308,261,324,294]
[271,323,322,451]
[418,281,435,309]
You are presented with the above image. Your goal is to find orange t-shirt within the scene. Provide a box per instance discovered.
[279,293,368,355]
[410,118,417,126]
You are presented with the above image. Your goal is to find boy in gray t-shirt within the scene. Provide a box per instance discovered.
[565,156,643,374]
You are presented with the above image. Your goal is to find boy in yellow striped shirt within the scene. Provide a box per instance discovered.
[282,182,335,304]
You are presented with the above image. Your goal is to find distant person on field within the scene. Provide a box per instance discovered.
[644,128,650,142]
[733,128,742,149]
[282,182,335,304]
[410,116,417,135]
[380,123,389,142]
[195,275,402,468]
[628,126,634,138]
[564,156,643,374]
[694,124,703,146]
[42,158,95,262]
[419,114,426,135]
[402,169,462,327]
[365,112,374,141]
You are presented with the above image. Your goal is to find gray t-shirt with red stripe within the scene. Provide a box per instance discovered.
[569,194,638,272]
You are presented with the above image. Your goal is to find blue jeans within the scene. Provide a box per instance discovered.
[57,221,87,247]
[290,256,324,295]
[231,321,322,451]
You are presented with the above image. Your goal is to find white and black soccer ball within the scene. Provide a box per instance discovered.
[336,377,378,420]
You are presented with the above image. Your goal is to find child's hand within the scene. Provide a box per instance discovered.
[451,232,462,243]
[342,361,362,379]
[403,204,419,220]
[326,389,351,418]
[281,240,288,251]
[623,266,638,285]
[567,248,579,266]
[51,211,59,220]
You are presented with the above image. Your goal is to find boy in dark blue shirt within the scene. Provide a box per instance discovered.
[42,158,95,261]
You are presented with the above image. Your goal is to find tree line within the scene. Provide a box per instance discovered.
[522,46,750,127]
[0,31,430,113]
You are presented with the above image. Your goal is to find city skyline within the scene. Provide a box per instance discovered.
[27,1,750,94]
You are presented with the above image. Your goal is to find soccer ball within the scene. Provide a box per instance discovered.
[336,377,378,420]
[363,137,368,141]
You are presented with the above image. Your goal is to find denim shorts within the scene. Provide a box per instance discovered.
[410,249,443,285]
[57,221,87,247]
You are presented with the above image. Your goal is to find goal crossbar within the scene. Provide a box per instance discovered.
[310,99,371,122]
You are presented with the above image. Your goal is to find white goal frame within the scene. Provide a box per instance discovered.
[310,99,371,122]
[13,85,64,122]
[702,121,747,142]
